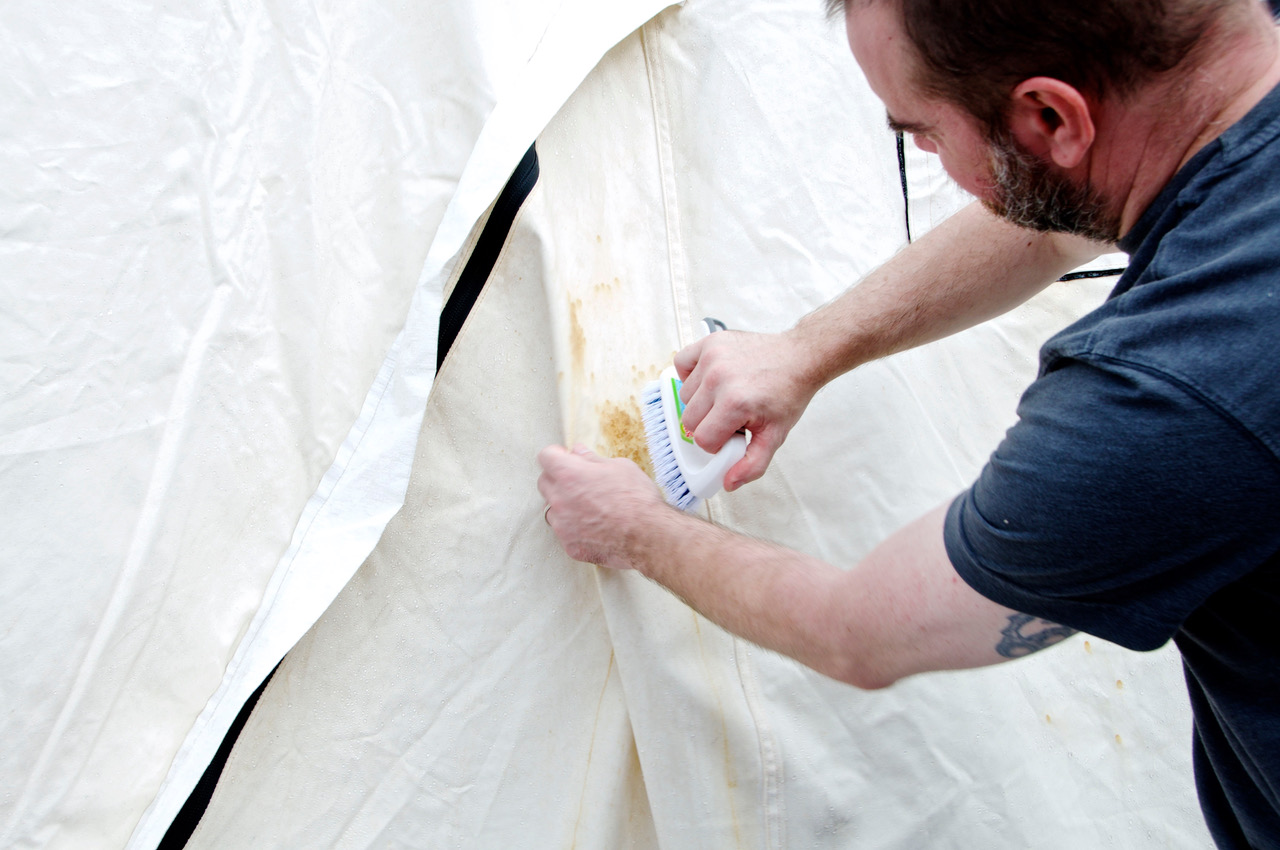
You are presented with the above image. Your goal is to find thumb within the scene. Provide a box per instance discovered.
[722,432,779,491]
[538,444,571,468]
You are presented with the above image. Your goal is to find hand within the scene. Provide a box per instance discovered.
[673,330,821,490]
[537,444,670,569]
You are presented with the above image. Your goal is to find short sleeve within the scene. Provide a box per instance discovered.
[944,356,1280,651]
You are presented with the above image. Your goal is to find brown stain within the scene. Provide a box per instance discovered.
[1115,733,1124,746]
[1045,714,1052,724]
[566,297,589,447]
[599,398,653,477]
[1116,679,1124,690]
[630,362,664,383]
[1083,640,1092,654]
[568,298,586,377]
[569,651,616,849]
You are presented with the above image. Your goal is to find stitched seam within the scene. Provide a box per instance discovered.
[642,17,695,349]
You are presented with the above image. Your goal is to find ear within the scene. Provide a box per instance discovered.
[1006,77,1095,168]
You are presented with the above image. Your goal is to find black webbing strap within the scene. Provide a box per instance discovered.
[896,131,912,244]
[1058,267,1127,281]
[437,143,541,371]
[157,664,278,849]
[160,146,542,847]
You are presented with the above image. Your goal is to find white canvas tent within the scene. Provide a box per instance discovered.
[1,1,1213,847]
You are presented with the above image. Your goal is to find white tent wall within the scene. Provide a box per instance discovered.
[2,1,1212,849]
[188,3,1206,849]
[2,1,671,848]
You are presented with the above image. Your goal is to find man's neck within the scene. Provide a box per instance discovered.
[1098,12,1280,237]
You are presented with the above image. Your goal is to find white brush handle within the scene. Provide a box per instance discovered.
[656,364,748,503]
[682,430,747,500]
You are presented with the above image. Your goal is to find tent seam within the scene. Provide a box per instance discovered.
[643,15,782,847]
[641,15,694,349]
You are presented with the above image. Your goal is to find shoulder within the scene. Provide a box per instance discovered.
[945,356,1280,650]
[1044,137,1280,458]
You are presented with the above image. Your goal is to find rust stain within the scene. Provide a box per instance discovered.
[569,651,616,849]
[598,398,653,477]
[1083,640,1092,654]
[639,362,664,382]
[568,298,586,377]
[1116,679,1124,690]
[1115,733,1124,746]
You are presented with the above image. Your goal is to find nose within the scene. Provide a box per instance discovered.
[912,134,937,154]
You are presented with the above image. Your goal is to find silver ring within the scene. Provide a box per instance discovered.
[544,505,552,526]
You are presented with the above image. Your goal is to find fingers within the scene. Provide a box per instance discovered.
[676,353,724,440]
[672,337,706,382]
[537,443,568,467]
[536,444,662,570]
[687,402,740,454]
[677,383,713,444]
[537,444,641,508]
[538,443,597,472]
[672,332,744,449]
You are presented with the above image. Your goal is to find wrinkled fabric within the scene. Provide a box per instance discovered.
[1,2,671,848]
[187,3,1206,848]
[5,0,1203,847]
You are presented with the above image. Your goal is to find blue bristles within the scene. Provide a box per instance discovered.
[640,379,698,511]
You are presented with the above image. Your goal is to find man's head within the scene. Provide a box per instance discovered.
[832,0,1235,134]
[833,0,1251,240]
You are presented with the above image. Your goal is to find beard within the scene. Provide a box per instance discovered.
[982,130,1121,243]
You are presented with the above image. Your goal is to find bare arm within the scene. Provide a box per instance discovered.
[537,446,1075,689]
[676,202,1106,489]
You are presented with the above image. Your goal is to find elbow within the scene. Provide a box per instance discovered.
[840,668,899,691]
[823,652,900,691]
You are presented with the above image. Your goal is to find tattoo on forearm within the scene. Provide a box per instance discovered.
[996,613,1077,658]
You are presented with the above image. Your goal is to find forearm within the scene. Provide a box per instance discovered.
[539,447,1075,689]
[618,505,868,683]
[618,501,1024,689]
[789,202,1105,387]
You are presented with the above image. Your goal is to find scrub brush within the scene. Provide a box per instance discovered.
[641,319,748,511]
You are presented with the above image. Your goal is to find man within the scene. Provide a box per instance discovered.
[537,0,1280,846]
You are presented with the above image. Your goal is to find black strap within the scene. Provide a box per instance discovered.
[895,131,912,244]
[1058,267,1126,281]
[157,665,278,849]
[437,144,541,371]
[160,145,541,847]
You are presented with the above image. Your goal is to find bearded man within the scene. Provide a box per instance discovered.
[537,1,1280,845]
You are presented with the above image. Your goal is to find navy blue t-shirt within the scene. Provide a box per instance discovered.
[945,82,1280,848]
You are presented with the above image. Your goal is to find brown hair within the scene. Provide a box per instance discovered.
[830,0,1239,130]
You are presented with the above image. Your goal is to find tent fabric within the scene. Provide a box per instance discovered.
[3,0,1210,847]
[2,2,672,848]
[190,4,1204,848]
